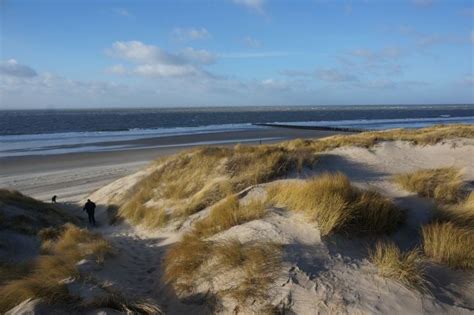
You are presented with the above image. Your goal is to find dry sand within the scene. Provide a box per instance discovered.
[85,138,474,314]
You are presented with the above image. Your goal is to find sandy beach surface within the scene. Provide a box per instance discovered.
[0,127,348,202]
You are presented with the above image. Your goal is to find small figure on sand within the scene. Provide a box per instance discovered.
[83,199,96,226]
[51,195,57,203]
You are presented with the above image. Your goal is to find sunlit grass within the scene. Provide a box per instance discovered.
[119,145,316,227]
[268,173,404,236]
[370,241,427,291]
[193,195,267,238]
[164,235,281,306]
[422,222,473,270]
[394,167,464,204]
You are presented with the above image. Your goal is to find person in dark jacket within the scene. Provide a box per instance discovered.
[51,195,57,203]
[83,199,96,226]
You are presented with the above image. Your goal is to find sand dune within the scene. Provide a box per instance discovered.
[2,127,474,314]
[83,137,473,314]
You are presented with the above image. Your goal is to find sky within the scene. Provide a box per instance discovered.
[0,0,473,109]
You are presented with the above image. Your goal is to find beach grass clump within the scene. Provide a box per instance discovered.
[284,124,474,152]
[394,167,464,204]
[193,196,267,237]
[214,240,281,303]
[268,173,404,236]
[422,222,474,269]
[164,236,281,305]
[0,224,113,313]
[437,192,474,229]
[118,200,168,229]
[119,145,317,227]
[163,233,213,294]
[370,241,427,290]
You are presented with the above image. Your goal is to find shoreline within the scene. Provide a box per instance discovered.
[0,126,353,203]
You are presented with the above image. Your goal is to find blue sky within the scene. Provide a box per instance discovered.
[0,0,473,108]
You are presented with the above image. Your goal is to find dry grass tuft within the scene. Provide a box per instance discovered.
[0,224,113,313]
[395,168,474,269]
[268,173,404,236]
[215,240,281,303]
[164,236,281,305]
[163,234,213,294]
[437,192,474,229]
[393,167,464,204]
[119,145,316,227]
[370,241,427,290]
[193,196,267,237]
[422,222,474,269]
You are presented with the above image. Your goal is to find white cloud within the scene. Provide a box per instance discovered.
[232,0,265,13]
[133,64,199,77]
[0,59,37,78]
[242,36,261,48]
[106,41,215,78]
[108,41,181,64]
[172,27,210,41]
[0,70,131,108]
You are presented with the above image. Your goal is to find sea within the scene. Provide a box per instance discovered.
[1,104,473,158]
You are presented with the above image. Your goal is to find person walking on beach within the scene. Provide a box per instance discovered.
[83,199,96,226]
[51,195,57,203]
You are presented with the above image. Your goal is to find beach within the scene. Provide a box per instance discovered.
[0,126,349,203]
